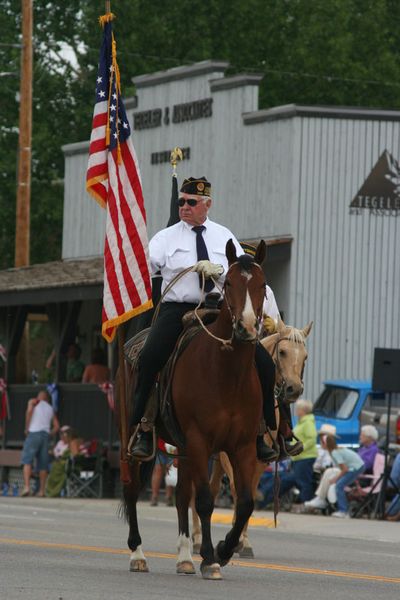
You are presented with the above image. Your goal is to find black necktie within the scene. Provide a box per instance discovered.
[192,225,214,293]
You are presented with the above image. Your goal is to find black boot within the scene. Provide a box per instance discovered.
[256,435,279,463]
[129,430,154,460]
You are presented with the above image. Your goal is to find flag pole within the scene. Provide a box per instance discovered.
[102,0,130,484]
[167,147,182,227]
[118,325,131,484]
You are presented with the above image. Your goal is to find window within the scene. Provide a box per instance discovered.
[313,387,359,419]
[364,392,400,410]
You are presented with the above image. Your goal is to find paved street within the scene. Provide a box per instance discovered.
[0,496,399,600]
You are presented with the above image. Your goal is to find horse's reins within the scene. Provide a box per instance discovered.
[152,262,265,350]
[270,335,305,408]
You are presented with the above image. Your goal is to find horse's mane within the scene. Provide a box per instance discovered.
[284,326,306,344]
[262,324,306,347]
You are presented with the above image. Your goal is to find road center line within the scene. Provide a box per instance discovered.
[0,537,399,584]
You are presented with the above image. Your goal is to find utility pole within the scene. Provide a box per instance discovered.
[15,0,33,268]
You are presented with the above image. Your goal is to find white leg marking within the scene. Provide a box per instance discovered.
[130,545,146,561]
[177,534,193,563]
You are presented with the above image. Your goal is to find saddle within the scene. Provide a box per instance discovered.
[123,308,220,449]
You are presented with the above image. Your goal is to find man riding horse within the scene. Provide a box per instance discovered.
[129,176,298,461]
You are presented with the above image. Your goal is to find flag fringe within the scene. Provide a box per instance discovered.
[86,177,107,208]
[99,13,115,27]
[102,299,153,342]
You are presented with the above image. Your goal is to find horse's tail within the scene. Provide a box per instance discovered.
[118,456,156,522]
[139,456,156,490]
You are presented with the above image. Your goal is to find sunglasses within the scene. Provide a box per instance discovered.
[178,197,202,207]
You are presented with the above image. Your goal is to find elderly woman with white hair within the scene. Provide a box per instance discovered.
[358,425,379,474]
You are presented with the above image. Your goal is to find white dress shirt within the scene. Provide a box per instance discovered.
[264,285,279,322]
[150,218,280,318]
[149,218,243,303]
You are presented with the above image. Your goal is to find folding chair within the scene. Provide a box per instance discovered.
[65,444,105,498]
[347,453,385,518]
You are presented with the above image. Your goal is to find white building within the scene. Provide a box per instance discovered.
[62,60,400,399]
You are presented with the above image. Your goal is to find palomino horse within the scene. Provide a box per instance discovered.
[191,319,313,557]
[118,239,268,580]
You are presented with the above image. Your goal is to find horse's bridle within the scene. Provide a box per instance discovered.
[270,335,306,407]
[221,261,265,342]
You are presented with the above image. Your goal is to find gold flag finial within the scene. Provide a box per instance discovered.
[170,147,183,176]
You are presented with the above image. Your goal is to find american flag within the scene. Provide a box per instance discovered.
[86,16,152,342]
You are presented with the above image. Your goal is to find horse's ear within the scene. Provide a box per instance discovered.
[301,321,313,338]
[254,240,266,265]
[226,239,237,265]
[277,315,286,334]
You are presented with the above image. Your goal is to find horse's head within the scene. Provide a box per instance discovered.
[224,239,267,342]
[261,319,313,402]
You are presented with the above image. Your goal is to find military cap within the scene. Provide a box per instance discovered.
[240,242,256,257]
[180,176,211,197]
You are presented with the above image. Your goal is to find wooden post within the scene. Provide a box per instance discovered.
[15,0,33,268]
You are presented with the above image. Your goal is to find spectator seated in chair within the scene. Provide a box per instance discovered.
[357,425,380,477]
[305,432,365,517]
[46,426,88,497]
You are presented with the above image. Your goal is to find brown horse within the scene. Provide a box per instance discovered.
[191,319,313,557]
[118,239,268,580]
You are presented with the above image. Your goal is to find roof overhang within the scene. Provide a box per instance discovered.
[0,257,103,307]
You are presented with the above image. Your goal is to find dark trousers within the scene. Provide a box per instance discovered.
[260,458,316,506]
[131,302,276,430]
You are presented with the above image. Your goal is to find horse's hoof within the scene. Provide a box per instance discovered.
[200,562,223,580]
[176,560,196,575]
[129,559,149,572]
[238,546,254,558]
[192,543,201,555]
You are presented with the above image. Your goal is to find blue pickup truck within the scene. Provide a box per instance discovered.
[312,379,400,448]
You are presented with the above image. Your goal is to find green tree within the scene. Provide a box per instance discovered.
[1,0,400,270]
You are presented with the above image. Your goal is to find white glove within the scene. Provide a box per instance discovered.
[192,260,224,279]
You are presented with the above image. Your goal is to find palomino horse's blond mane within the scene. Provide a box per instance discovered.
[264,321,312,347]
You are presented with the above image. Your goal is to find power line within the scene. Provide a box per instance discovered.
[45,41,400,90]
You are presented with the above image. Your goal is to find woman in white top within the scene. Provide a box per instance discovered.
[305,433,365,517]
[21,389,59,497]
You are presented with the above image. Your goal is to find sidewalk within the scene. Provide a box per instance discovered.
[136,501,400,545]
[1,496,398,545]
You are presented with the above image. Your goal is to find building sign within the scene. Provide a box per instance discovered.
[151,147,190,165]
[350,150,400,216]
[134,98,213,130]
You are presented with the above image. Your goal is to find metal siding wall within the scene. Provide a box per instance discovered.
[62,149,106,259]
[292,117,400,400]
[61,69,400,405]
[62,73,295,259]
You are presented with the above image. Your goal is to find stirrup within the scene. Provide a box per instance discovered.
[127,422,156,463]
[285,440,304,457]
[277,433,303,459]
[265,427,280,454]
